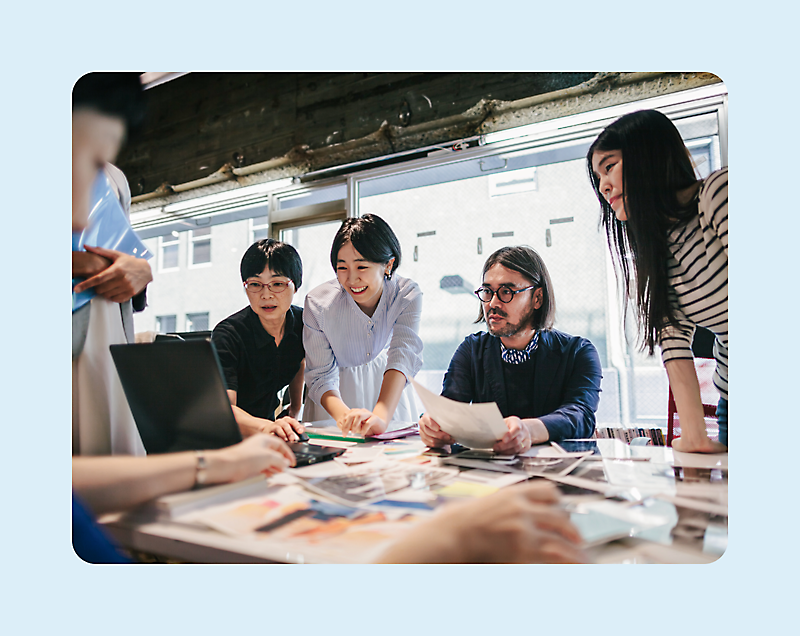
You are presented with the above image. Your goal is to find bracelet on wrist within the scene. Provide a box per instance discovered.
[194,450,208,486]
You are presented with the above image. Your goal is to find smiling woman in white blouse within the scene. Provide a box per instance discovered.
[303,214,423,437]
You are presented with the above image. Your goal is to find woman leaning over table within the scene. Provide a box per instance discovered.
[587,109,728,454]
[303,214,423,437]
[211,239,306,443]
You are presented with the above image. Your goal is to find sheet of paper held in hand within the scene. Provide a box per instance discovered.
[410,378,508,449]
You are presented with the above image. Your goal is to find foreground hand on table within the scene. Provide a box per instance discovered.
[418,413,455,447]
[337,408,387,437]
[216,433,296,480]
[72,244,152,303]
[376,481,587,563]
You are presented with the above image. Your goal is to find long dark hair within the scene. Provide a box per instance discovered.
[587,109,699,354]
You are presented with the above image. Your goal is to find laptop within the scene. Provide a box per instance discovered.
[109,339,345,466]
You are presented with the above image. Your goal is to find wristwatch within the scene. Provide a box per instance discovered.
[194,451,209,486]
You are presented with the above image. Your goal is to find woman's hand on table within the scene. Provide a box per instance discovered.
[418,413,454,448]
[213,434,296,482]
[337,408,387,437]
[262,416,305,443]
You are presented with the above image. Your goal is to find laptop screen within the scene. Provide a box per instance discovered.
[110,340,243,453]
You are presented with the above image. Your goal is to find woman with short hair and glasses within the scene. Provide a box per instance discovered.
[303,214,423,437]
[211,239,306,442]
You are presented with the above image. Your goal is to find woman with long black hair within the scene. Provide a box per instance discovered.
[588,109,728,453]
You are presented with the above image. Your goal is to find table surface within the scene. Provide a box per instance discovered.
[103,436,728,564]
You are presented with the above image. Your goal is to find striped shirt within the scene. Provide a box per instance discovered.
[303,275,424,405]
[659,168,728,399]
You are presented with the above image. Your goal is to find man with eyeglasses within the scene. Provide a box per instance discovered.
[419,246,602,454]
[211,239,307,442]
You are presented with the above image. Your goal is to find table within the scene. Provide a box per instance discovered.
[102,436,728,564]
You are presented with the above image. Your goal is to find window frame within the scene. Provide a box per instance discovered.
[158,233,181,273]
[185,312,210,332]
[188,226,212,268]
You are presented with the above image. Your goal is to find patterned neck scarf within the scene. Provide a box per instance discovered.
[500,331,540,364]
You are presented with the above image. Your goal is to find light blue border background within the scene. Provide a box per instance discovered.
[1,1,792,633]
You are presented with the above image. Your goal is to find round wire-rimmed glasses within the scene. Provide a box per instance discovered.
[473,285,536,303]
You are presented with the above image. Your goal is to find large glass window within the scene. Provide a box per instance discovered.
[250,215,269,243]
[280,221,342,309]
[131,86,727,430]
[352,95,725,427]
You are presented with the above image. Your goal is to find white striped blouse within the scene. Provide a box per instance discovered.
[303,274,424,405]
[659,168,728,399]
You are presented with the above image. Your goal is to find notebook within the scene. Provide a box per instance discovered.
[110,339,344,466]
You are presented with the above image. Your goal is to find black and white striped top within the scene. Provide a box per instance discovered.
[659,168,728,399]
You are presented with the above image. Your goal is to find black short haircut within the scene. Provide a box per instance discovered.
[240,239,303,290]
[72,72,147,133]
[474,245,556,331]
[330,214,401,275]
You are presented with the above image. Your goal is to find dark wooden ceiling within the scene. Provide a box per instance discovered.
[116,72,597,197]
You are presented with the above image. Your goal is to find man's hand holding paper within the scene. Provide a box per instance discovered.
[411,378,507,450]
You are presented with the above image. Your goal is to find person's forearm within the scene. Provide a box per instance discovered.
[320,390,349,421]
[72,251,110,279]
[665,358,707,440]
[231,404,271,436]
[73,453,216,515]
[288,361,305,418]
[371,369,406,423]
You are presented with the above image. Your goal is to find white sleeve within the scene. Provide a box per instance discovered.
[303,294,340,405]
[385,284,423,382]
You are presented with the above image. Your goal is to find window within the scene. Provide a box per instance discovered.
[159,233,180,271]
[155,315,176,333]
[352,88,726,428]
[186,312,209,332]
[279,221,342,309]
[190,227,212,266]
[250,215,270,243]
[131,84,727,432]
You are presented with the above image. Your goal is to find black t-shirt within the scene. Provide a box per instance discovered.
[501,355,538,419]
[211,305,304,421]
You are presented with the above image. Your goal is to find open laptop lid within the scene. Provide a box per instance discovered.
[110,339,243,454]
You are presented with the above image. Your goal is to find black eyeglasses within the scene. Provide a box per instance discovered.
[474,285,537,303]
[244,280,292,294]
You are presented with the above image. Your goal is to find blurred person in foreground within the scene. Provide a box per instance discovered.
[72,73,152,456]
